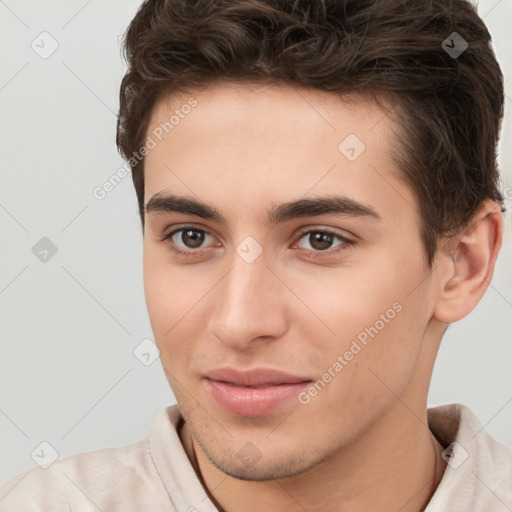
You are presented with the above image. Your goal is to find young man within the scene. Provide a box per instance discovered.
[1,0,510,510]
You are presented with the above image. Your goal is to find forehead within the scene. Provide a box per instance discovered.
[143,82,410,222]
[148,81,395,148]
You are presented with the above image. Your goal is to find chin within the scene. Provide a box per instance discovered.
[198,436,314,481]
[212,457,311,482]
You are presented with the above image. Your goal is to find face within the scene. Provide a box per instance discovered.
[142,81,438,480]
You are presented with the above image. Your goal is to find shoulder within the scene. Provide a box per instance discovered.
[0,438,171,511]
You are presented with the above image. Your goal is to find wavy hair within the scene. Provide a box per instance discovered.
[116,0,505,265]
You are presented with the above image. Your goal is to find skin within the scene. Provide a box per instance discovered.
[142,81,503,512]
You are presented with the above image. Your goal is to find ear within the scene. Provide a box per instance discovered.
[433,200,504,324]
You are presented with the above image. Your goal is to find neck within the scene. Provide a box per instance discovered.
[179,400,448,512]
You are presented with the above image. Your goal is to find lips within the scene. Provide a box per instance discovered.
[204,367,312,387]
[203,367,313,416]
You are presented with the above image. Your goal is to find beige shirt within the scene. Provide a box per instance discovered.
[1,403,511,511]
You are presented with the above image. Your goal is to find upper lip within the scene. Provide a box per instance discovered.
[204,367,312,387]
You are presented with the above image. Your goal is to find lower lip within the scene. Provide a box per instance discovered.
[205,379,311,417]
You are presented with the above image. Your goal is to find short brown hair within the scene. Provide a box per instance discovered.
[116,0,505,266]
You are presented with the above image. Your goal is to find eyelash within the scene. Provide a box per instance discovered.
[159,225,355,259]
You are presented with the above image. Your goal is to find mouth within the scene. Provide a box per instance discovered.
[214,380,308,389]
[204,366,312,386]
[203,367,313,417]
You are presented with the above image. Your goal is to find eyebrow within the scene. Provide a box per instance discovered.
[144,193,381,224]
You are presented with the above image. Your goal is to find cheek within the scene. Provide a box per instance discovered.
[294,291,424,435]
[142,248,213,366]
[293,247,427,374]
[143,248,185,340]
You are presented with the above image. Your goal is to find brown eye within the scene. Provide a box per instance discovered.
[296,229,351,253]
[177,229,206,249]
[306,232,336,251]
[161,227,216,255]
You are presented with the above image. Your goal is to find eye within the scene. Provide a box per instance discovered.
[160,226,216,256]
[159,225,355,258]
[294,228,354,256]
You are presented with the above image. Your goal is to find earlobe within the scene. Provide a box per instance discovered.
[433,201,503,324]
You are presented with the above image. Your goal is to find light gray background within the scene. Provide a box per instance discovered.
[1,0,511,487]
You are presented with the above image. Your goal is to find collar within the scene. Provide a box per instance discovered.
[426,402,512,511]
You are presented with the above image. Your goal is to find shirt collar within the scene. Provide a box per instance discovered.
[426,402,512,511]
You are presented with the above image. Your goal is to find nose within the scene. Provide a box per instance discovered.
[207,250,289,351]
